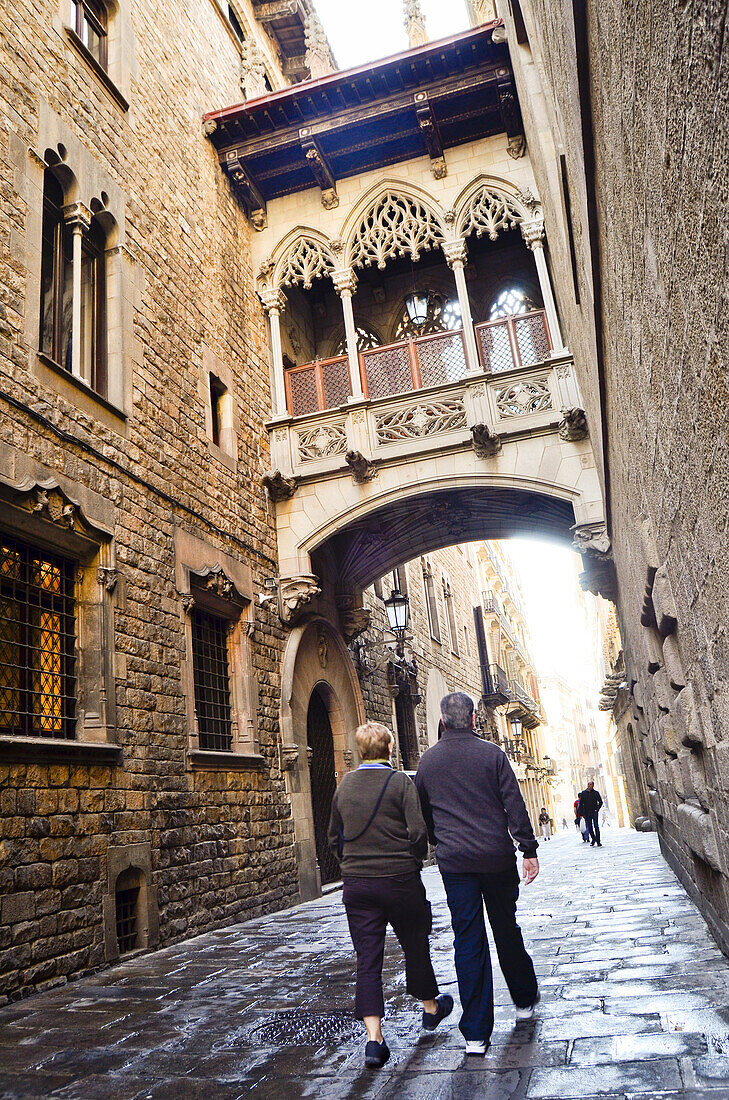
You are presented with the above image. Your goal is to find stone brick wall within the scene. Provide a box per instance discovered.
[501,0,729,953]
[0,0,299,1000]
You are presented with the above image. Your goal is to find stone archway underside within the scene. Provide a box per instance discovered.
[315,487,577,592]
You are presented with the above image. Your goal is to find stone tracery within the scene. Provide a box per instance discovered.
[274,235,335,290]
[348,191,446,270]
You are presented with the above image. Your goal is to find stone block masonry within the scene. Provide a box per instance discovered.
[0,0,299,999]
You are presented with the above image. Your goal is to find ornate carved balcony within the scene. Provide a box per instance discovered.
[283,312,550,417]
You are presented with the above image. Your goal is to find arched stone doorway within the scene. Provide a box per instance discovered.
[279,617,365,901]
[306,685,340,885]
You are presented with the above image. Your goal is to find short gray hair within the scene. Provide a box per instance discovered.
[440,692,474,729]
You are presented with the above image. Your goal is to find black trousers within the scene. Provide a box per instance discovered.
[441,865,537,1041]
[586,812,601,845]
[343,871,439,1019]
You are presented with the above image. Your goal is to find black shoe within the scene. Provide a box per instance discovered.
[590,841,595,846]
[422,993,454,1031]
[365,1039,390,1068]
[597,842,602,847]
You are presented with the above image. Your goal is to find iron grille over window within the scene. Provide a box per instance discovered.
[115,885,139,954]
[191,608,233,751]
[0,535,76,739]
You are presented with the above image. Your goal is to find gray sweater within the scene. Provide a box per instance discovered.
[415,729,538,873]
[327,766,429,877]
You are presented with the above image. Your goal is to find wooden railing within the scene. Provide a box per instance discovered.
[283,311,551,416]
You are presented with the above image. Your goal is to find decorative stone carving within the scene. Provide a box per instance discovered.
[261,469,297,501]
[558,407,589,441]
[321,187,339,210]
[259,287,287,315]
[491,23,508,44]
[181,593,196,614]
[279,575,321,624]
[495,379,552,417]
[317,629,328,669]
[431,156,447,180]
[442,239,469,268]
[97,567,118,593]
[277,236,334,290]
[331,268,358,296]
[520,216,546,251]
[305,10,335,79]
[515,187,541,214]
[306,746,314,767]
[281,744,300,771]
[471,423,503,457]
[403,0,428,47]
[338,595,372,643]
[250,208,267,232]
[203,567,236,599]
[201,118,217,136]
[26,486,77,528]
[571,522,611,558]
[346,450,378,483]
[297,423,348,462]
[458,186,523,241]
[343,750,354,771]
[375,400,467,443]
[241,37,268,100]
[507,134,527,159]
[349,191,445,270]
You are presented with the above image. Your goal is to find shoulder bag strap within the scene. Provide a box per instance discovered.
[340,769,397,844]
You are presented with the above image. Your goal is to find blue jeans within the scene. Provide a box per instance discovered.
[441,865,537,1041]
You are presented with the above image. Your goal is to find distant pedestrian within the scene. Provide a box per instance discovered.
[415,693,539,1057]
[328,721,453,1070]
[577,781,604,847]
[538,808,551,840]
[561,817,568,830]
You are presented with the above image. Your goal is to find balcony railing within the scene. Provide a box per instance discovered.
[483,662,512,707]
[475,310,551,374]
[284,311,550,417]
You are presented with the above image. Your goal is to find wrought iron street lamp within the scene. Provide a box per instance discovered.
[508,712,523,742]
[384,587,410,656]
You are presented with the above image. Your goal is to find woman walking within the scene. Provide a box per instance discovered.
[538,807,551,840]
[328,721,453,1068]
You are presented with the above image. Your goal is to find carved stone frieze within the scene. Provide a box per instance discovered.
[297,423,348,462]
[279,574,321,624]
[261,469,297,501]
[26,486,77,528]
[558,407,589,441]
[471,423,502,458]
[346,450,378,483]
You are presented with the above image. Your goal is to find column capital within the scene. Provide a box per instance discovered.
[331,268,358,296]
[259,287,287,314]
[520,216,546,251]
[62,201,92,230]
[442,239,469,268]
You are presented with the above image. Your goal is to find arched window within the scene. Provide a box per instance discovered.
[332,324,381,356]
[489,286,536,320]
[69,0,108,69]
[39,167,109,398]
[394,292,461,340]
[40,173,73,372]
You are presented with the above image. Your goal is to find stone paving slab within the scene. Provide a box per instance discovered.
[2,831,729,1098]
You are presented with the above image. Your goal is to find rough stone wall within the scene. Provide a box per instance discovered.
[502,0,729,953]
[0,0,298,1001]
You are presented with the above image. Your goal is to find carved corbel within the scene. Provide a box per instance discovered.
[97,567,118,593]
[346,450,378,483]
[571,522,611,558]
[300,132,339,209]
[280,744,300,772]
[414,92,447,179]
[507,134,527,159]
[181,593,196,614]
[471,423,502,458]
[261,469,297,501]
[279,574,321,625]
[337,594,372,643]
[558,407,589,441]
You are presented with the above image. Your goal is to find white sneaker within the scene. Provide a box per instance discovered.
[464,1040,488,1055]
[515,1003,535,1020]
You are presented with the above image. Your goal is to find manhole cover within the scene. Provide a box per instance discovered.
[250,1010,358,1046]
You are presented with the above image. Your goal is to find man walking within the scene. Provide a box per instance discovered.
[415,693,540,1055]
[577,780,603,847]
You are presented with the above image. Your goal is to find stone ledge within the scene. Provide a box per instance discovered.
[188,749,266,771]
[0,735,122,766]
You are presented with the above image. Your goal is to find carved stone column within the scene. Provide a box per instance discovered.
[520,216,566,354]
[403,0,428,48]
[443,240,480,374]
[332,269,365,401]
[63,202,92,382]
[305,11,335,80]
[259,287,287,417]
[241,37,268,100]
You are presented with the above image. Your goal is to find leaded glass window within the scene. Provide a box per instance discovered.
[489,287,536,319]
[0,535,76,739]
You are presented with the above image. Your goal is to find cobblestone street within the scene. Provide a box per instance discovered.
[2,830,729,1099]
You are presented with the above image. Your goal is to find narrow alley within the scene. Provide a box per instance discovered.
[2,830,729,1099]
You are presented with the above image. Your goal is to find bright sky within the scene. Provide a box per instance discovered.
[316,0,471,70]
[506,540,602,692]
